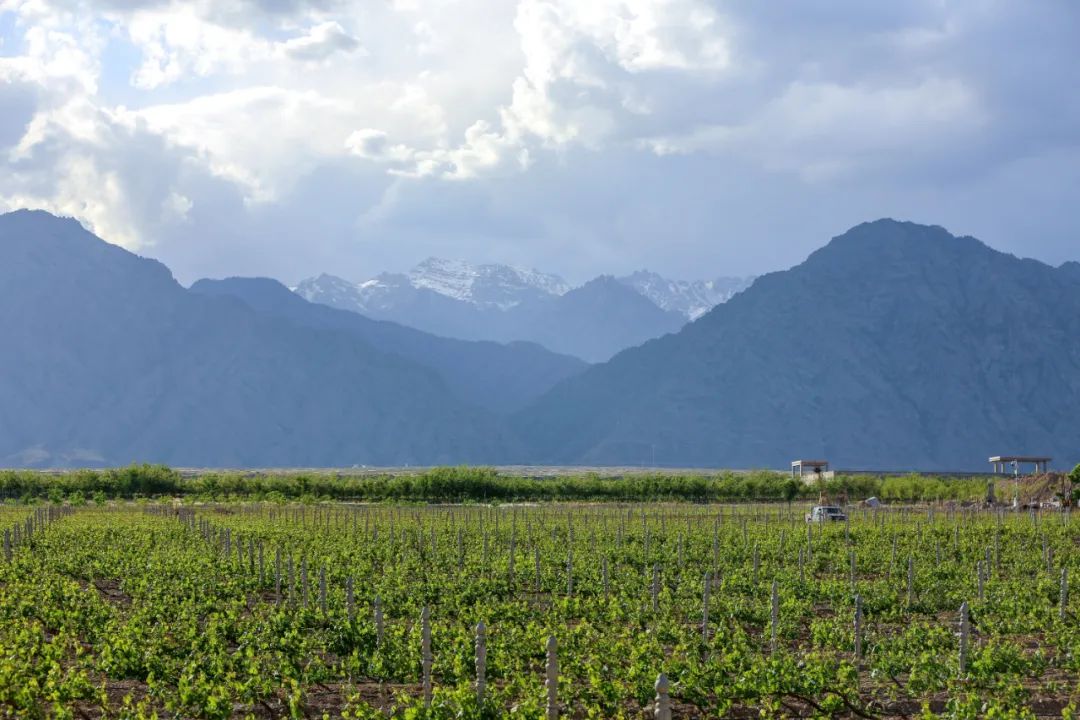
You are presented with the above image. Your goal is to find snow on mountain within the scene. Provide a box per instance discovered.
[408,258,570,309]
[294,273,370,314]
[618,271,753,320]
[296,264,752,321]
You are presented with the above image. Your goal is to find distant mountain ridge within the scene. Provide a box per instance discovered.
[5,209,1077,471]
[190,276,585,414]
[512,220,1080,470]
[295,259,745,361]
[0,210,517,467]
[407,257,570,309]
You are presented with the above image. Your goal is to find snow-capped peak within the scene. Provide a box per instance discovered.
[409,257,570,309]
[618,270,753,320]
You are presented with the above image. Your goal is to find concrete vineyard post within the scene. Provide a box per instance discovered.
[318,566,327,615]
[346,577,355,623]
[849,551,856,592]
[651,564,660,612]
[508,532,515,581]
[701,571,710,644]
[959,601,970,675]
[654,673,671,720]
[977,561,985,602]
[421,606,432,707]
[752,544,759,585]
[301,557,309,608]
[475,620,487,706]
[602,557,609,601]
[712,525,719,573]
[287,555,295,605]
[545,635,558,720]
[1061,568,1069,620]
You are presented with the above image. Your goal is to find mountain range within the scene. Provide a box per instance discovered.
[0,210,545,467]
[294,260,750,362]
[3,209,1079,470]
[512,220,1080,469]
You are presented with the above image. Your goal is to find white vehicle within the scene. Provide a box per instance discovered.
[806,505,847,522]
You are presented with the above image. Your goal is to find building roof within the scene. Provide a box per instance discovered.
[791,459,829,467]
[988,455,1051,463]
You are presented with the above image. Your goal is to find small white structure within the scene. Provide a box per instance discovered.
[989,456,1051,475]
[791,459,831,481]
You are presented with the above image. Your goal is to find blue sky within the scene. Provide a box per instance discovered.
[0,1,1078,285]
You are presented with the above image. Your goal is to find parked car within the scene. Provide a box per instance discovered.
[806,505,847,522]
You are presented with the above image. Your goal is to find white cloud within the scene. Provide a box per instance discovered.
[125,8,272,89]
[0,0,1077,283]
[279,20,362,62]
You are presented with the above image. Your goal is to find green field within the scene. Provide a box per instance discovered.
[1,501,1076,718]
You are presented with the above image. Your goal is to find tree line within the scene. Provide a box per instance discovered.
[0,464,1024,504]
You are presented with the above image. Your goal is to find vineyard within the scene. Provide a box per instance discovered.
[1,502,1077,719]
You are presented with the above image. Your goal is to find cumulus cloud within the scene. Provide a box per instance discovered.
[0,0,1077,283]
[279,21,362,62]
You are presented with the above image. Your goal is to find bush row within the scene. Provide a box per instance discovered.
[0,464,1003,504]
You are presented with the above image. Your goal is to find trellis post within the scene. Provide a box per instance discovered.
[475,620,487,706]
[1061,568,1069,620]
[319,566,327,615]
[701,571,711,643]
[654,673,671,720]
[651,564,660,612]
[545,635,558,720]
[958,601,970,675]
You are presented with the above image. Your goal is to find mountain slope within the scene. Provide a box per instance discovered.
[513,220,1080,470]
[0,210,514,467]
[190,277,586,414]
[504,276,686,362]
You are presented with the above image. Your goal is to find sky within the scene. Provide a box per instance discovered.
[0,1,1078,286]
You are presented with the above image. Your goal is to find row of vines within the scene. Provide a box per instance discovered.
[0,502,1077,718]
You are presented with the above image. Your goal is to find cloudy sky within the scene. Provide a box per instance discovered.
[1,1,1078,285]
